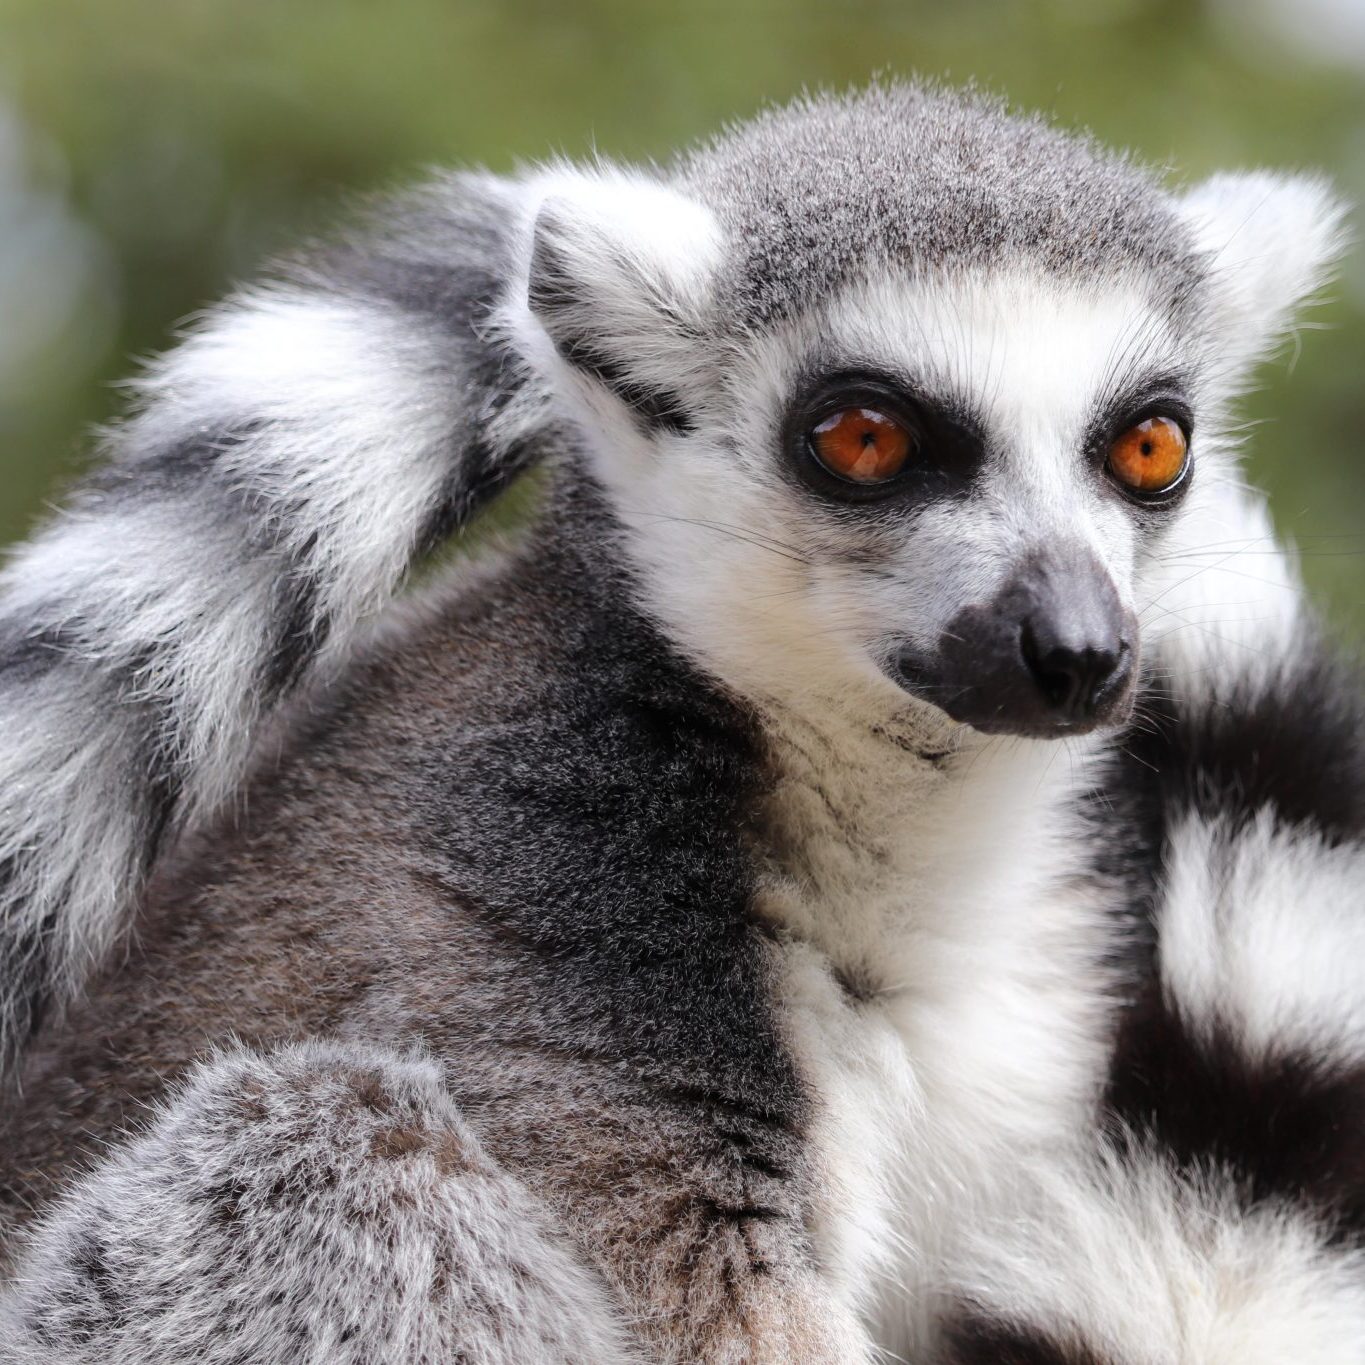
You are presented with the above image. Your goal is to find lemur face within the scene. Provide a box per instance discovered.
[683,270,1196,739]
[517,90,1342,741]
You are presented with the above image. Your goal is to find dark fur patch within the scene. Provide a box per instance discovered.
[259,544,331,705]
[0,901,53,1048]
[941,1311,1120,1365]
[291,173,513,339]
[554,334,696,435]
[0,622,86,683]
[410,471,801,1118]
[1105,986,1365,1244]
[69,1229,127,1330]
[1122,659,1365,845]
[416,426,542,559]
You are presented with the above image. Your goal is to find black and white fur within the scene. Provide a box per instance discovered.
[1,84,1362,1363]
[0,173,545,1064]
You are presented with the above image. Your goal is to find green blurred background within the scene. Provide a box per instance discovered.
[2,0,1362,631]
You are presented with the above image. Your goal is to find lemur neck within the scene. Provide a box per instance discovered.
[750,691,1104,980]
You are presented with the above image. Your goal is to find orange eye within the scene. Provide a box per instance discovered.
[1108,416,1189,495]
[810,407,915,484]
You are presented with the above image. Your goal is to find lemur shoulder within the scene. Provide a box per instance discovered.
[1,84,1363,1364]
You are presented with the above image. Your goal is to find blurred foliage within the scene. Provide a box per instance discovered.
[1,0,1363,630]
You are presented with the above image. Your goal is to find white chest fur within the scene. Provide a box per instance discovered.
[755,712,1118,1352]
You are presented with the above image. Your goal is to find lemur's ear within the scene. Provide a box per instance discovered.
[524,169,722,433]
[1177,171,1349,372]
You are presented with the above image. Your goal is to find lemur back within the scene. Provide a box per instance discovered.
[2,84,1365,1364]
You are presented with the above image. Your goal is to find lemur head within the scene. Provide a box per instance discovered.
[510,85,1345,743]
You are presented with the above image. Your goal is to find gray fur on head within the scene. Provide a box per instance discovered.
[676,83,1206,329]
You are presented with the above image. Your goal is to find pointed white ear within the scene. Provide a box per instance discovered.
[1178,171,1349,370]
[524,168,723,430]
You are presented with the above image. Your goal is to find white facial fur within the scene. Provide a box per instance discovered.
[570,268,1190,734]
[517,165,1345,744]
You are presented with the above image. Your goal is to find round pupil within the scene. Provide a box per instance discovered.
[811,407,912,483]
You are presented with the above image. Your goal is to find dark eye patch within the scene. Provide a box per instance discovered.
[783,368,988,509]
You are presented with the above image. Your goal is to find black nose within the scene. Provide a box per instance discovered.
[898,544,1139,738]
[1021,619,1130,721]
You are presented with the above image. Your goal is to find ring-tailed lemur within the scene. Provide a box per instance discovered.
[1,83,1362,1363]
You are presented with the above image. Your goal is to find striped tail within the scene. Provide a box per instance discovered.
[0,172,549,1090]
